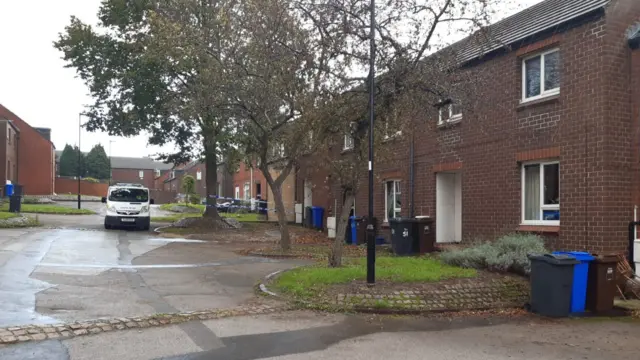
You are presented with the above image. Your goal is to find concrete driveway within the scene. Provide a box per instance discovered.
[0,224,307,327]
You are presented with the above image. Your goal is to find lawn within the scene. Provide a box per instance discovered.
[152,212,263,223]
[159,203,206,212]
[0,212,19,220]
[0,204,94,215]
[274,257,477,300]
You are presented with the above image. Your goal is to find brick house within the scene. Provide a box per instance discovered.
[0,104,55,195]
[0,120,19,192]
[327,0,640,254]
[157,160,234,201]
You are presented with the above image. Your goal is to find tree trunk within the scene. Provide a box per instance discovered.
[271,183,291,251]
[202,136,221,219]
[329,192,355,267]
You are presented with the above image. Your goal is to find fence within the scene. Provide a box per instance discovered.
[55,177,109,197]
[149,189,177,204]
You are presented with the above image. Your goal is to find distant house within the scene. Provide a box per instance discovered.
[55,151,173,189]
[0,104,56,195]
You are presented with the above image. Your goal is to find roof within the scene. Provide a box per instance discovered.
[629,24,640,49]
[0,120,20,132]
[0,103,55,148]
[55,150,174,170]
[455,0,609,64]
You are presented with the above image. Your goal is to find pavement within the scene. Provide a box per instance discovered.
[0,311,639,359]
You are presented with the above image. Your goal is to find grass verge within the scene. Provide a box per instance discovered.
[274,257,477,300]
[159,203,206,212]
[0,204,94,215]
[0,214,40,228]
[153,212,263,223]
[0,212,19,220]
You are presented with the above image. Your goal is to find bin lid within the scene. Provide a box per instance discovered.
[552,251,595,262]
[527,253,580,265]
[591,253,619,264]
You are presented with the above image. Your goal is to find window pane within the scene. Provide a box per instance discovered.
[543,163,559,205]
[439,107,449,122]
[544,51,560,91]
[451,103,462,116]
[524,165,540,220]
[525,56,541,98]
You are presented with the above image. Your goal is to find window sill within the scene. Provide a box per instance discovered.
[341,148,354,154]
[517,225,560,233]
[517,94,560,111]
[437,118,462,129]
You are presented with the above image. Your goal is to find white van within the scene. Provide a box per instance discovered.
[101,183,154,230]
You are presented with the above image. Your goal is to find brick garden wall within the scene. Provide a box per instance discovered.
[55,177,108,197]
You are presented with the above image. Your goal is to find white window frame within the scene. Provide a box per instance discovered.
[438,102,462,126]
[235,186,240,200]
[196,170,202,180]
[139,170,144,179]
[154,169,161,178]
[243,182,251,200]
[521,160,560,226]
[384,180,401,223]
[343,133,355,151]
[383,120,402,140]
[521,48,560,103]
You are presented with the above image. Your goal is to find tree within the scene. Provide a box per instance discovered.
[300,0,504,266]
[85,144,111,180]
[227,0,353,251]
[182,175,196,204]
[54,0,241,225]
[58,144,86,178]
[58,144,77,177]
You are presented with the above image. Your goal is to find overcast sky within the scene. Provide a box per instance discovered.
[0,0,542,158]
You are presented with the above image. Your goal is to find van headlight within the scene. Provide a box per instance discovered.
[141,205,149,213]
[107,205,116,212]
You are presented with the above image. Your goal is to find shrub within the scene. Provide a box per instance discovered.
[189,194,201,205]
[440,234,547,276]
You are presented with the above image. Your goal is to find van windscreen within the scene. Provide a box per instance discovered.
[109,188,149,202]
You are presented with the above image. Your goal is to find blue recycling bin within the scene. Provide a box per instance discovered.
[311,206,324,230]
[4,183,13,197]
[349,216,357,245]
[552,251,595,313]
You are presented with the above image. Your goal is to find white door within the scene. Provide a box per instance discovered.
[436,172,462,243]
[304,180,313,208]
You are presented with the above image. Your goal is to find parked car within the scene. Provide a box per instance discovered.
[217,201,231,213]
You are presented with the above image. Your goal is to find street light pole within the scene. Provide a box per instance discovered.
[366,0,376,285]
[77,113,82,210]
[109,140,115,185]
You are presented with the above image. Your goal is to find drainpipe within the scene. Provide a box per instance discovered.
[409,131,415,218]
[15,131,19,185]
[628,221,640,270]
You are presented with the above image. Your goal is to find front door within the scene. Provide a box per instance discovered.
[436,172,462,243]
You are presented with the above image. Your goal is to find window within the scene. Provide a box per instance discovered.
[196,170,202,180]
[244,182,251,200]
[438,101,462,125]
[235,186,240,200]
[522,162,559,225]
[522,49,560,102]
[154,169,161,178]
[384,180,401,222]
[7,129,11,144]
[171,170,176,179]
[139,170,144,179]
[343,122,356,150]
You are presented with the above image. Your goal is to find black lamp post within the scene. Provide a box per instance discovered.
[366,0,376,285]
[77,112,84,210]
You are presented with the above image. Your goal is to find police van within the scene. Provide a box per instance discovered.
[101,183,154,230]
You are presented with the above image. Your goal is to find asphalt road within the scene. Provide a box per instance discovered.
[0,212,306,327]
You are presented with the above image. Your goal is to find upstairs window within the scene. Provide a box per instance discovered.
[522,49,560,102]
[196,170,202,180]
[138,170,144,179]
[384,180,401,222]
[438,101,462,125]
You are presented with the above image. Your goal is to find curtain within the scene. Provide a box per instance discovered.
[524,165,540,220]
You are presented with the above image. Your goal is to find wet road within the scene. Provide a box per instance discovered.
[0,224,306,327]
[1,311,639,360]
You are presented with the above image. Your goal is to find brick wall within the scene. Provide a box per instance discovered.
[55,177,108,197]
[326,3,640,254]
[111,168,155,189]
[0,121,18,188]
[0,105,55,195]
[295,155,334,215]
[232,162,267,201]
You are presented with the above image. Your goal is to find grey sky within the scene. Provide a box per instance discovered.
[0,0,543,158]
